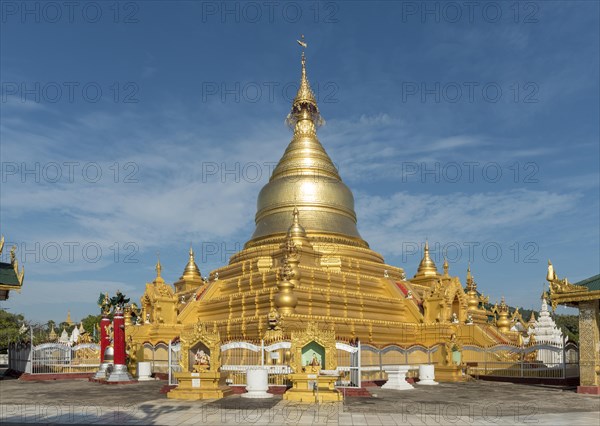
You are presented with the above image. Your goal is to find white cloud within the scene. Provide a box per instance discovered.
[355,189,579,256]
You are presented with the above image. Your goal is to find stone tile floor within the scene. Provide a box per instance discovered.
[0,379,598,425]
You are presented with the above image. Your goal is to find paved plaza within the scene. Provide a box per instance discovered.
[0,378,599,425]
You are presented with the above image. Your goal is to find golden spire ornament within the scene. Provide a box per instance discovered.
[181,245,202,281]
[414,240,439,278]
[155,252,162,278]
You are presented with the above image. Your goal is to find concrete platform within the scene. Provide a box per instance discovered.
[0,376,598,425]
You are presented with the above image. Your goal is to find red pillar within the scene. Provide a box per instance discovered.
[113,311,126,366]
[99,315,110,363]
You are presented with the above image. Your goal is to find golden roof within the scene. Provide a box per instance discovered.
[247,47,366,248]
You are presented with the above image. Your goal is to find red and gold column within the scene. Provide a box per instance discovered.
[106,309,134,382]
[100,315,110,363]
[92,315,113,380]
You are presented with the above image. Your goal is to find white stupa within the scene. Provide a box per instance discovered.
[69,325,80,344]
[58,328,70,345]
[527,293,565,364]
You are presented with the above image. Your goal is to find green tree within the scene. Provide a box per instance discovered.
[81,314,101,341]
[0,309,26,349]
[554,314,579,342]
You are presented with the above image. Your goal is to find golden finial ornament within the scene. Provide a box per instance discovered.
[286,206,307,240]
[155,252,162,278]
[414,240,439,278]
[286,34,323,129]
[181,244,202,281]
[442,257,449,277]
[546,259,557,282]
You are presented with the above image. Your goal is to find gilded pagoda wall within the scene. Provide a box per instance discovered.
[578,300,600,387]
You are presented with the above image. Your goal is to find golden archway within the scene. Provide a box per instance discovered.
[179,321,221,373]
[289,322,337,371]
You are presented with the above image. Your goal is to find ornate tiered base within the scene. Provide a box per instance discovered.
[167,371,233,400]
[435,365,467,382]
[106,364,135,382]
[381,366,413,390]
[283,373,342,403]
[92,362,112,380]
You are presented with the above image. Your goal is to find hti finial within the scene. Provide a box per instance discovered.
[297,35,307,75]
[155,251,162,277]
[297,34,307,51]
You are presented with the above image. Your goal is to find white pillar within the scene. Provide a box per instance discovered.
[417,364,438,385]
[242,368,272,398]
[137,362,153,381]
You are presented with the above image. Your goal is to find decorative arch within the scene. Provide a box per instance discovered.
[179,321,221,373]
[289,322,336,371]
[443,279,469,322]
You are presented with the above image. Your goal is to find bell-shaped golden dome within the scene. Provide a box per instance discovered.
[414,241,439,278]
[181,246,201,280]
[247,51,366,247]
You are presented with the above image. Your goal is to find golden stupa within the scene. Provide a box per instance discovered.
[128,44,517,381]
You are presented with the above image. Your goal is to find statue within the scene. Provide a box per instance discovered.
[267,308,281,331]
[451,313,459,323]
[97,292,111,315]
[110,290,130,311]
[466,313,473,325]
[383,270,389,278]
[193,349,210,371]
[104,323,114,345]
[407,290,413,299]
[444,333,462,366]
[130,303,141,325]
[145,313,151,324]
[309,354,320,367]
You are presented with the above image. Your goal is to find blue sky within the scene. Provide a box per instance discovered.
[1,1,598,323]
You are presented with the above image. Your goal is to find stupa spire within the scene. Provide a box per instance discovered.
[181,245,201,281]
[247,36,367,248]
[414,240,439,278]
[155,252,162,278]
[286,34,323,129]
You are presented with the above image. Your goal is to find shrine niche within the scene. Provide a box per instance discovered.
[284,322,342,403]
[167,321,231,400]
[179,322,221,373]
[289,322,336,372]
[302,341,325,369]
[423,278,468,323]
